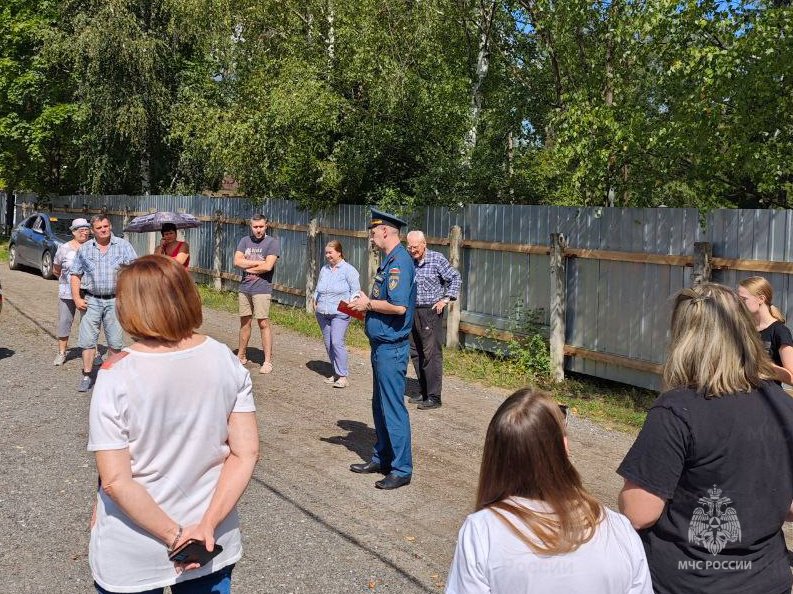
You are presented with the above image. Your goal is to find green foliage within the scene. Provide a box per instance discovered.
[3,0,793,210]
[503,299,551,380]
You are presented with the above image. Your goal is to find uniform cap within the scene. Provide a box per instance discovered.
[369,208,406,230]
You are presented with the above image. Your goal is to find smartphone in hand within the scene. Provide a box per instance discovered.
[168,539,223,566]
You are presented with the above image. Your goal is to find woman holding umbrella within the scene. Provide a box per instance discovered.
[156,222,190,268]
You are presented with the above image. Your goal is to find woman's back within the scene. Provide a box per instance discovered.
[618,383,793,594]
[88,336,255,590]
[446,500,650,594]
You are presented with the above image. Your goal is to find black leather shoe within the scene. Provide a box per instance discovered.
[407,395,425,405]
[375,472,411,490]
[417,398,441,410]
[350,461,388,474]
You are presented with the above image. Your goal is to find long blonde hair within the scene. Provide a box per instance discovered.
[739,276,785,322]
[476,388,603,555]
[664,283,776,397]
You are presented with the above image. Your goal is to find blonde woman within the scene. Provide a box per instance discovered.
[446,388,651,594]
[737,276,793,383]
[618,283,793,594]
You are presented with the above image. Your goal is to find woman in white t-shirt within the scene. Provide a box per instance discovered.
[446,388,651,594]
[88,255,259,594]
[52,218,91,366]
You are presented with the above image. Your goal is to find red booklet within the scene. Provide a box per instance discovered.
[338,300,365,320]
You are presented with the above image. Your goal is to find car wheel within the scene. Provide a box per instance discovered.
[9,244,20,270]
[41,250,54,279]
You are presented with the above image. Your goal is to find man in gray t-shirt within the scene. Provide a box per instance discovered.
[234,214,280,374]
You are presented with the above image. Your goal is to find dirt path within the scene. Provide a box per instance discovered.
[0,267,651,592]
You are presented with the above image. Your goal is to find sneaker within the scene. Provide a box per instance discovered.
[323,376,337,385]
[78,375,93,392]
[53,352,67,366]
[333,377,348,388]
[259,361,274,374]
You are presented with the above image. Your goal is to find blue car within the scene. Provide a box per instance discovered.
[8,213,79,279]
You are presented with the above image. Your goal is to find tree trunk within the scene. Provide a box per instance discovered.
[462,1,496,167]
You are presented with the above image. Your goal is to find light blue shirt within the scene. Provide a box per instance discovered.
[314,260,361,315]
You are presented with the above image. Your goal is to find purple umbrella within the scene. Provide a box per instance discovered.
[123,211,202,233]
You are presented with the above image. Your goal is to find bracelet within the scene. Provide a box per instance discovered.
[168,525,183,551]
[367,301,373,311]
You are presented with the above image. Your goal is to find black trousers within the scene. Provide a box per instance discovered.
[409,307,444,402]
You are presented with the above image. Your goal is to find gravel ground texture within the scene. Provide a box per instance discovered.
[3,266,790,593]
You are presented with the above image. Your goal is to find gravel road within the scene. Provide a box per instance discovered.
[0,266,655,593]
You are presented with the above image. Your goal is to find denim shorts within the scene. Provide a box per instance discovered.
[94,564,234,594]
[78,296,124,350]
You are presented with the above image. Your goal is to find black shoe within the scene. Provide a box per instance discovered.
[350,461,388,474]
[375,472,412,490]
[417,398,441,410]
[407,395,425,405]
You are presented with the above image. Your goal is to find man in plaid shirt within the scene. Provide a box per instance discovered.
[405,230,461,410]
[70,215,137,392]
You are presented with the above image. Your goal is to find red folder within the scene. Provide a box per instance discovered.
[338,300,365,320]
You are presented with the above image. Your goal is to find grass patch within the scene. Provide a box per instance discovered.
[197,284,655,432]
[0,235,9,262]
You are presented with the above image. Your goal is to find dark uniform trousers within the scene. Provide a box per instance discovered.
[371,340,412,476]
[409,307,444,402]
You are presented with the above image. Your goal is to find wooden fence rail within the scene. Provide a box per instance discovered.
[21,199,793,386]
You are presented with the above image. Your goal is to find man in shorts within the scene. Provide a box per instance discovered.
[234,214,280,373]
[70,214,137,392]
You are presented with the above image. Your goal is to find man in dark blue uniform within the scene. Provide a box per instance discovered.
[348,209,416,490]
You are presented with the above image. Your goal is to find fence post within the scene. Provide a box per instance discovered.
[691,242,712,286]
[122,206,130,233]
[305,218,320,312]
[549,232,568,382]
[445,225,462,348]
[213,210,224,291]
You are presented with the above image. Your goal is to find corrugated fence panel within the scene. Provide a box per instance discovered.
[708,209,793,321]
[14,194,787,393]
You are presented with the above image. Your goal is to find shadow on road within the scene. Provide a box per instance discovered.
[306,359,334,378]
[320,419,376,461]
[236,347,264,365]
[0,347,15,360]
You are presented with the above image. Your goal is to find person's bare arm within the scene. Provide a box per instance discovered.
[95,449,181,547]
[247,254,278,274]
[71,274,87,310]
[776,346,793,384]
[618,480,666,530]
[233,250,259,269]
[172,242,190,266]
[179,412,259,551]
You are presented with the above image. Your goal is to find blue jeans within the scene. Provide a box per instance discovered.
[94,564,234,594]
[316,312,351,377]
[78,296,124,350]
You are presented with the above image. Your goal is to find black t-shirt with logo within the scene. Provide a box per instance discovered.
[618,383,793,594]
[759,320,793,367]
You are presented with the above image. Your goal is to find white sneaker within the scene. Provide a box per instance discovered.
[323,376,337,385]
[333,377,348,388]
[53,352,66,366]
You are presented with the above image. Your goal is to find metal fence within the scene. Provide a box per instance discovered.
[11,195,793,391]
